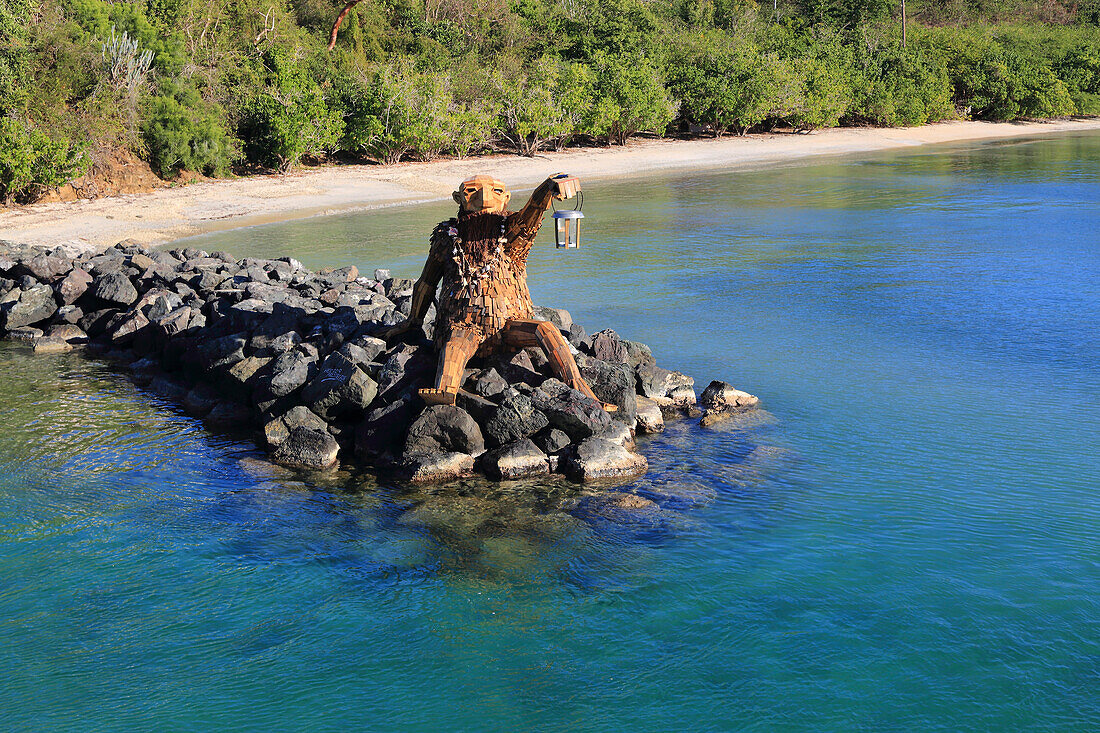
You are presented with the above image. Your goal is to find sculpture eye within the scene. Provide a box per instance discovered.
[493,188,504,194]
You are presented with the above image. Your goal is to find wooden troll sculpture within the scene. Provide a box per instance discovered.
[384,173,607,409]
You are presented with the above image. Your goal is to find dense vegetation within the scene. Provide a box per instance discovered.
[2,0,1099,202]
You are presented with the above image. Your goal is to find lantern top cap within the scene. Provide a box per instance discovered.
[552,209,584,219]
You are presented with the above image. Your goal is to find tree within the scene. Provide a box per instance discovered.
[589,52,677,145]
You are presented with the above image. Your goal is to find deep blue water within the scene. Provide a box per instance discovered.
[2,132,1099,730]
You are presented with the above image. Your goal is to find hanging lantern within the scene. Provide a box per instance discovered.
[552,191,584,249]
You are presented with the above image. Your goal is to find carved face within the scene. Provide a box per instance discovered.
[454,175,510,214]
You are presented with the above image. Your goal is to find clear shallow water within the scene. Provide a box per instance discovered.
[3,133,1100,730]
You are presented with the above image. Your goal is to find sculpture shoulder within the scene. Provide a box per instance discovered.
[431,219,457,243]
[429,219,457,256]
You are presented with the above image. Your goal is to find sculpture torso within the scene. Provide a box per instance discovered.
[430,210,536,352]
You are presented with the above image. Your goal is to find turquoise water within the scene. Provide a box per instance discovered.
[3,133,1099,730]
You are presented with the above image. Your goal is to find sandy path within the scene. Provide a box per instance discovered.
[3,118,1098,250]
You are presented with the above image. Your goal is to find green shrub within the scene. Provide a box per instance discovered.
[588,51,677,144]
[489,56,591,155]
[141,81,235,178]
[0,0,33,113]
[850,46,955,127]
[952,44,1075,119]
[238,51,344,171]
[69,0,187,75]
[1055,42,1100,115]
[669,33,773,135]
[339,62,452,164]
[0,117,89,204]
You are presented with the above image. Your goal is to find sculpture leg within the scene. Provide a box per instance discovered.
[420,330,480,406]
[502,319,612,410]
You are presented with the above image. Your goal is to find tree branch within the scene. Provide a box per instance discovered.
[328,0,364,51]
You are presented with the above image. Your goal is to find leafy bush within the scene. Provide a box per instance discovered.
[1055,42,1100,115]
[141,81,235,178]
[588,52,677,145]
[947,42,1076,119]
[0,117,89,204]
[69,0,187,75]
[339,62,452,164]
[849,45,955,127]
[0,0,33,113]
[669,33,771,135]
[238,51,344,171]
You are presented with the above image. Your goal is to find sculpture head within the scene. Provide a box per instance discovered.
[454,175,510,214]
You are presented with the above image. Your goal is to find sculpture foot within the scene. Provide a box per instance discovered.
[419,387,458,406]
[602,403,618,413]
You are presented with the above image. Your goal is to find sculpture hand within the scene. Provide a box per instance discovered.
[550,173,580,201]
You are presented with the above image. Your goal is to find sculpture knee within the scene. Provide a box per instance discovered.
[534,321,563,346]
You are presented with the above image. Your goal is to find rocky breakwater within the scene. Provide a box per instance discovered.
[0,239,760,483]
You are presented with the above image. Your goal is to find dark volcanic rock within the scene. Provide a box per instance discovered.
[590,329,628,363]
[375,343,434,400]
[355,399,416,461]
[403,405,485,458]
[700,380,759,411]
[483,388,549,448]
[272,427,339,470]
[182,384,221,417]
[533,427,571,455]
[481,438,549,480]
[563,437,648,482]
[0,285,57,329]
[264,406,329,447]
[206,401,252,428]
[531,379,613,441]
[455,390,496,423]
[56,267,93,305]
[259,350,318,399]
[581,359,637,423]
[300,353,378,420]
[467,367,508,398]
[90,273,139,307]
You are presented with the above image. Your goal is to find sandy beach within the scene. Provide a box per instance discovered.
[2,118,1098,250]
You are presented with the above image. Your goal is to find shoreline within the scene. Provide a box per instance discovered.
[2,118,1099,250]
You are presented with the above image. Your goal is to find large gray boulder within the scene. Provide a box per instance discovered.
[90,273,139,307]
[563,437,648,482]
[0,285,57,330]
[580,359,637,423]
[481,438,550,480]
[531,379,613,441]
[272,427,339,470]
[264,406,329,447]
[301,353,378,420]
[483,388,549,448]
[257,349,318,399]
[403,405,484,458]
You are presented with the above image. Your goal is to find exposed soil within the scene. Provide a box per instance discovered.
[35,146,167,204]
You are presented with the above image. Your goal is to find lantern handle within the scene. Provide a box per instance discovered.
[551,191,583,214]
